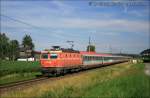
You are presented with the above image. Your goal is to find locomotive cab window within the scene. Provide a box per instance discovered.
[50,54,58,59]
[41,54,48,59]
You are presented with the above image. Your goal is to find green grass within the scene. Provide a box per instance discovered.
[40,63,150,98]
[0,61,41,76]
[0,61,41,85]
[1,63,149,98]
[83,68,150,98]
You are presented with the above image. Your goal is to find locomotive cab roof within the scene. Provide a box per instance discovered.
[41,47,79,54]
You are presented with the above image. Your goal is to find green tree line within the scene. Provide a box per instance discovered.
[0,33,34,61]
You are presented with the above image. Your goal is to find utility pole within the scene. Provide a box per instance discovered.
[109,45,112,54]
[87,35,96,52]
[120,49,122,55]
[89,36,91,52]
[66,40,74,49]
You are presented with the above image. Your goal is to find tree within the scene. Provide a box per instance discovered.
[87,45,95,52]
[22,34,34,50]
[0,33,20,61]
[9,40,19,61]
[0,33,9,59]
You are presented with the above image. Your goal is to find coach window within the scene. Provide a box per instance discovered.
[84,56,86,61]
[84,56,85,60]
[96,57,98,60]
[89,56,91,61]
[86,56,88,61]
[98,57,100,60]
[100,57,102,60]
[94,56,96,60]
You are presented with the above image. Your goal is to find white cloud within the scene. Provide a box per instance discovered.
[51,0,75,16]
[45,18,149,34]
[2,14,149,35]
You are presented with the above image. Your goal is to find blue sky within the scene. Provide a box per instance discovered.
[1,0,149,54]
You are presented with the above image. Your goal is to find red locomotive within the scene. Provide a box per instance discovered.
[40,46,130,75]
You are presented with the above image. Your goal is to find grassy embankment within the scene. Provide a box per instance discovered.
[0,61,41,85]
[1,62,149,98]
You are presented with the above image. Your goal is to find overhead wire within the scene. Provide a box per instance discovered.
[0,14,87,48]
[0,14,45,30]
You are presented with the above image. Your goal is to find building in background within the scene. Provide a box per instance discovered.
[18,45,33,61]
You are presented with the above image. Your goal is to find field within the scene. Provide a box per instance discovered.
[1,62,149,98]
[0,61,41,85]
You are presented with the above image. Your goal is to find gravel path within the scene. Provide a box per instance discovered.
[144,63,150,76]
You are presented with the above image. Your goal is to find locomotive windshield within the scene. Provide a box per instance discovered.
[41,53,48,59]
[50,54,58,59]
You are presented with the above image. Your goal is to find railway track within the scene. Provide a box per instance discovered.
[0,77,50,92]
[0,62,129,93]
[0,73,78,93]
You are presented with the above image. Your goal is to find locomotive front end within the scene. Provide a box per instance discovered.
[40,50,61,75]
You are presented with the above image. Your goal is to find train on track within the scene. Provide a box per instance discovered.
[40,46,131,76]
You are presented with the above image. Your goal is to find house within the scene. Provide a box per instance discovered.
[19,45,33,58]
[18,45,35,61]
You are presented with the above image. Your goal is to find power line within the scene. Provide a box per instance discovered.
[0,14,79,38]
[0,14,41,29]
[0,14,90,52]
[1,14,62,39]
